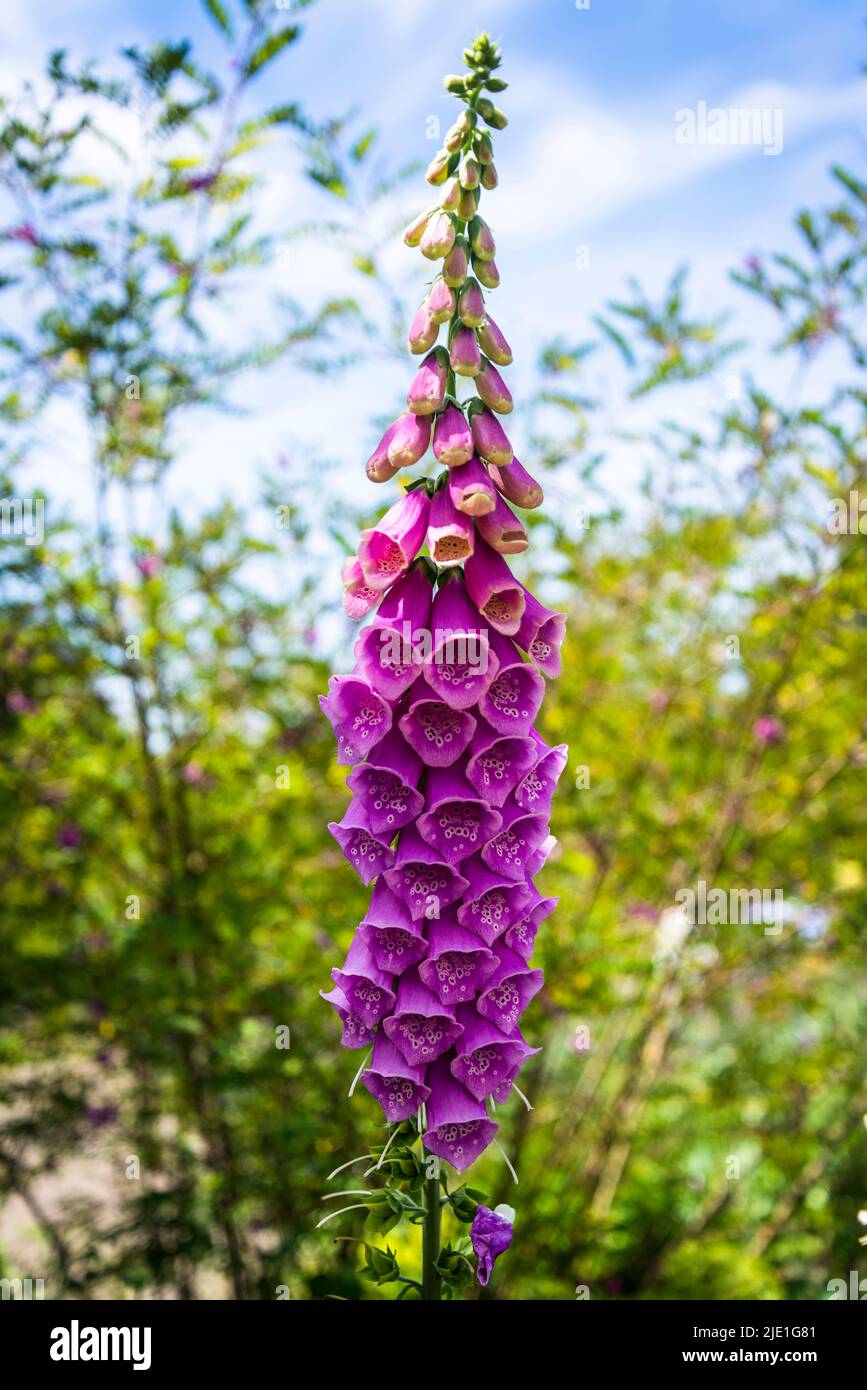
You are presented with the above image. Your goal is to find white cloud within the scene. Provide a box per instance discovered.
[494,73,867,246]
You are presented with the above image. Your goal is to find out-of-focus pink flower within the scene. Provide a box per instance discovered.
[58,824,83,849]
[135,554,162,580]
[7,222,38,245]
[753,716,783,745]
[7,691,37,715]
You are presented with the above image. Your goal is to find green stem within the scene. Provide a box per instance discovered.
[421,1170,442,1301]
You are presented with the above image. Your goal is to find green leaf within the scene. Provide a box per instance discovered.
[244,26,301,79]
[199,0,234,37]
[350,128,377,162]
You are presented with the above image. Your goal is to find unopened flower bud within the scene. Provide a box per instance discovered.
[420,211,456,261]
[433,404,474,467]
[485,77,508,93]
[387,411,432,467]
[470,403,513,466]
[473,255,500,290]
[443,236,469,287]
[407,347,449,414]
[455,109,477,134]
[477,313,512,365]
[403,206,435,247]
[481,163,498,190]
[365,418,403,483]
[450,325,482,377]
[458,187,479,221]
[425,149,452,185]
[489,457,544,509]
[444,122,464,152]
[476,358,512,413]
[428,276,456,323]
[448,456,496,516]
[477,98,507,129]
[475,133,494,164]
[444,74,467,95]
[469,215,496,261]
[408,299,438,354]
[458,154,480,190]
[439,176,461,213]
[458,278,485,327]
[476,492,527,553]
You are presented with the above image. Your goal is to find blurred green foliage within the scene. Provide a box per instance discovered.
[1,1,865,1300]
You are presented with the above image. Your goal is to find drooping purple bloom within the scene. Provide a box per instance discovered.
[465,724,538,807]
[365,420,403,484]
[464,535,526,635]
[457,857,534,945]
[320,985,375,1050]
[384,822,470,921]
[418,913,499,1006]
[451,1007,539,1101]
[477,944,544,1034]
[358,487,431,590]
[383,969,464,1066]
[346,729,424,838]
[458,278,485,327]
[341,553,383,619]
[476,358,512,414]
[470,405,513,466]
[420,211,456,261]
[442,235,469,287]
[359,879,428,975]
[328,798,396,883]
[422,1057,499,1171]
[515,583,567,678]
[331,932,396,1029]
[470,1205,514,1286]
[319,675,392,765]
[478,632,545,736]
[398,681,478,768]
[361,1033,431,1122]
[417,763,503,865]
[473,255,500,290]
[427,483,475,567]
[354,561,434,697]
[504,889,558,961]
[422,572,497,710]
[482,800,550,883]
[514,739,569,814]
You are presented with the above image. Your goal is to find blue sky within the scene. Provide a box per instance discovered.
[7,0,867,531]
